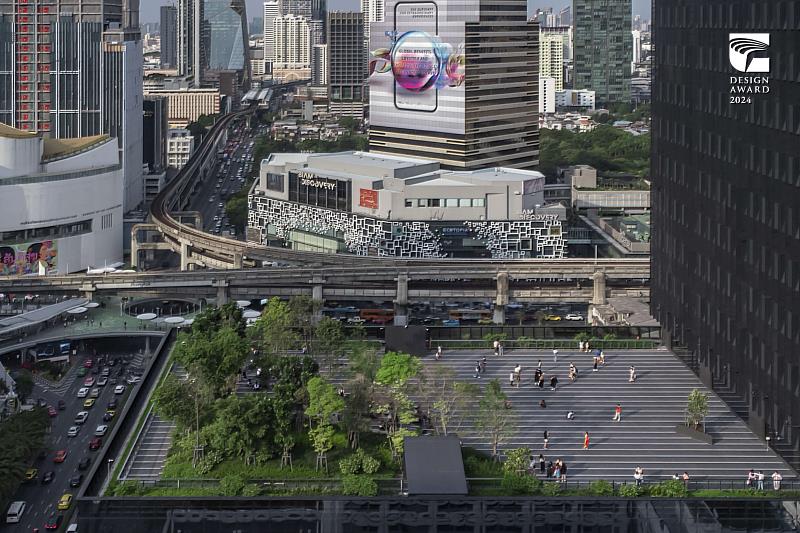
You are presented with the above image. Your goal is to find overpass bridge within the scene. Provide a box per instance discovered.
[0,259,649,322]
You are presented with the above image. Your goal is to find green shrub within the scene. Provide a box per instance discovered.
[360,453,380,474]
[500,474,540,495]
[341,474,378,496]
[338,453,362,475]
[482,333,508,342]
[220,474,246,496]
[338,449,381,476]
[618,483,643,498]
[649,479,688,498]
[112,480,148,496]
[503,448,532,476]
[541,481,562,496]
[463,449,504,477]
[588,480,615,496]
[241,483,262,497]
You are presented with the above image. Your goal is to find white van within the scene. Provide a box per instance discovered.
[6,501,26,523]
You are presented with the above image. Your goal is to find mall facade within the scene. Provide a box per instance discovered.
[247,151,565,258]
[0,123,123,275]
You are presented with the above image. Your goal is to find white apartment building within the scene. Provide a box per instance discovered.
[263,0,281,62]
[539,76,556,114]
[274,14,311,68]
[556,89,596,111]
[360,0,384,44]
[143,88,221,127]
[312,44,328,86]
[167,129,195,169]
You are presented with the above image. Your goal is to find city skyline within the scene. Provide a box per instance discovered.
[139,0,652,23]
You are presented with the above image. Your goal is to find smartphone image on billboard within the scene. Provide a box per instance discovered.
[393,1,439,112]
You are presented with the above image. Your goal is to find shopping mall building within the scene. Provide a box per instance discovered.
[247,151,565,258]
[0,123,123,275]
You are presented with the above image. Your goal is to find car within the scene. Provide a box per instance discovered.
[102,411,115,422]
[57,399,66,410]
[77,457,91,471]
[44,513,63,530]
[442,319,460,327]
[67,524,78,533]
[478,318,493,325]
[57,493,73,510]
[83,377,95,387]
[544,314,562,321]
[89,437,102,451]
[114,385,125,395]
[83,398,96,408]
[41,471,55,484]
[48,405,57,417]
[94,425,108,436]
[101,367,110,376]
[77,387,89,398]
[74,411,89,424]
[69,474,83,488]
[107,399,118,409]
[565,313,584,321]
[77,367,88,377]
[90,387,100,398]
[83,359,93,368]
[25,467,38,482]
[53,450,68,463]
[97,376,108,386]
[126,376,141,385]
[67,426,80,438]
[346,317,366,324]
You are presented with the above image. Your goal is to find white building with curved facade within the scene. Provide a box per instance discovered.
[0,123,123,275]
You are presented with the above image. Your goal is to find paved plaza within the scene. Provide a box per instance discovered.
[424,349,796,481]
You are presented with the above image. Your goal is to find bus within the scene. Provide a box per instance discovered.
[448,309,492,323]
[359,309,395,324]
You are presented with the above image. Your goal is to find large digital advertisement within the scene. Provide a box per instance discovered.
[0,240,58,276]
[369,0,477,135]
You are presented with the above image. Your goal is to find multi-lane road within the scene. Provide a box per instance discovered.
[4,349,139,532]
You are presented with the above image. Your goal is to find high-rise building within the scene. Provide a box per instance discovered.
[539,76,555,114]
[327,12,364,118]
[631,29,642,67]
[274,14,311,67]
[263,0,281,61]
[143,96,169,173]
[360,0,384,45]
[311,44,328,86]
[177,0,250,88]
[0,0,144,212]
[651,0,800,465]
[557,5,571,26]
[282,0,311,18]
[539,31,565,91]
[369,0,539,170]
[250,16,264,35]
[160,5,178,69]
[573,0,632,104]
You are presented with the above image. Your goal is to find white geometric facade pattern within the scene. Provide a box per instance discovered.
[249,197,566,259]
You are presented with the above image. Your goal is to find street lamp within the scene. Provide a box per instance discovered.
[107,458,115,478]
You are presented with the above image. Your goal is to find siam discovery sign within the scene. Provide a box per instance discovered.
[0,240,58,275]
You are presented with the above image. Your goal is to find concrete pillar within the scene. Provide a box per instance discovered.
[80,282,96,301]
[592,271,607,305]
[214,280,230,305]
[232,252,243,269]
[145,335,151,356]
[180,241,189,271]
[311,277,325,323]
[130,231,139,269]
[493,272,509,324]
[393,273,409,326]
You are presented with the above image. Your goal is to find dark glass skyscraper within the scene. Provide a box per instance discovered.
[327,11,364,118]
[651,0,800,466]
[573,0,632,104]
[160,5,178,69]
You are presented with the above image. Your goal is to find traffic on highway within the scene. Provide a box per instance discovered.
[4,346,142,532]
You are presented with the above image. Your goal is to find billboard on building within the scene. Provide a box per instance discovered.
[0,240,58,276]
[368,0,476,135]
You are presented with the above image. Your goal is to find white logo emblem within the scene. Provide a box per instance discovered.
[729,33,770,73]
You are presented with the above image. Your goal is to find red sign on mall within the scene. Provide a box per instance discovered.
[359,188,379,209]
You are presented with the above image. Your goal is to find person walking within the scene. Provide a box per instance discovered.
[537,359,543,370]
[583,432,590,449]
[682,472,690,489]
[543,430,549,449]
[553,461,561,480]
[757,471,765,490]
[629,365,636,382]
[634,466,644,486]
[480,356,487,373]
[599,350,606,365]
[550,375,558,391]
[538,374,545,389]
[772,470,783,490]
[436,345,443,360]
[499,341,504,357]
[553,348,558,363]
[746,469,755,488]
[509,370,515,388]
[474,361,482,379]
[493,339,499,356]
[593,357,599,372]
[612,403,622,422]
[538,454,546,475]
[560,461,568,483]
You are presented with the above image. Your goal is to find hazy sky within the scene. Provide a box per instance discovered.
[140,0,652,23]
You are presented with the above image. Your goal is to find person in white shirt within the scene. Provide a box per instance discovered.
[772,471,783,490]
